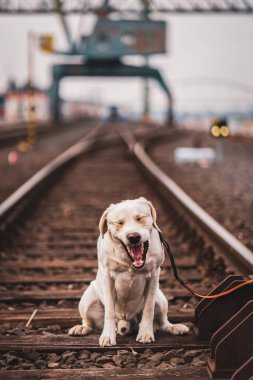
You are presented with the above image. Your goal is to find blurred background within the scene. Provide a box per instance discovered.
[1,0,253,134]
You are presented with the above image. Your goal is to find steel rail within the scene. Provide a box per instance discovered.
[120,128,253,273]
[0,121,105,232]
[0,122,53,147]
[0,121,167,233]
[0,118,96,147]
[2,119,251,273]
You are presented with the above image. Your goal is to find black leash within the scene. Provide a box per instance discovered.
[156,228,198,298]
[155,225,253,300]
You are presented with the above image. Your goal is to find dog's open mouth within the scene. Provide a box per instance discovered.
[127,241,149,269]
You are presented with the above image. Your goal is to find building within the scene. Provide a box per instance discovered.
[4,80,49,123]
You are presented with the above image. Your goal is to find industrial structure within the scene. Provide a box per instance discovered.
[1,0,253,123]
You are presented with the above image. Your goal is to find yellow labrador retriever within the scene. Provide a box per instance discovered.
[69,197,189,346]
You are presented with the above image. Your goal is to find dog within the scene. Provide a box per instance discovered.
[69,197,189,346]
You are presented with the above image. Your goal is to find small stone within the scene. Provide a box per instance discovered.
[157,362,173,369]
[9,328,25,336]
[84,362,91,368]
[112,354,123,366]
[103,363,116,369]
[138,358,147,365]
[0,327,6,334]
[123,356,137,368]
[143,348,154,356]
[142,361,157,368]
[27,350,40,360]
[170,357,185,366]
[103,350,116,356]
[6,354,20,365]
[192,357,206,367]
[22,302,35,307]
[175,349,185,355]
[65,356,76,365]
[47,325,61,332]
[42,331,55,336]
[62,351,76,359]
[35,360,46,369]
[117,349,130,355]
[180,303,193,312]
[48,353,61,362]
[20,363,33,369]
[48,362,60,368]
[79,350,90,360]
[96,356,113,364]
[183,350,201,362]
[149,352,164,362]
[57,300,73,308]
[198,352,209,361]
[90,352,100,362]
[162,349,182,361]
[60,364,70,369]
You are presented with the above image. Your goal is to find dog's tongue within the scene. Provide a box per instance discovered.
[130,244,143,260]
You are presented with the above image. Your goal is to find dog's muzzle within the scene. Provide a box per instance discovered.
[115,238,149,269]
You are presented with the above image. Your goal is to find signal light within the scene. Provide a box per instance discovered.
[220,126,229,137]
[8,151,18,165]
[211,125,220,138]
[211,124,229,138]
[39,35,54,53]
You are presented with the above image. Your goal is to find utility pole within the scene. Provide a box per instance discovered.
[143,56,150,123]
[142,0,150,123]
[27,31,36,147]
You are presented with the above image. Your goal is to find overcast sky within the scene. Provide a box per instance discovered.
[1,13,253,113]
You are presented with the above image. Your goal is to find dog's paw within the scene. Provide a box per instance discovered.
[136,326,155,343]
[99,333,116,347]
[167,323,189,335]
[68,324,91,336]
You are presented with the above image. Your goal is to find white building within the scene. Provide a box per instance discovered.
[4,86,49,123]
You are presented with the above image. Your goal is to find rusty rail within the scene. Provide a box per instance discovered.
[120,128,253,274]
[0,121,105,232]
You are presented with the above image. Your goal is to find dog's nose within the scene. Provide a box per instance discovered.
[127,232,141,245]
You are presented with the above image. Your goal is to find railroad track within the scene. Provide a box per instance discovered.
[0,118,96,147]
[0,122,252,379]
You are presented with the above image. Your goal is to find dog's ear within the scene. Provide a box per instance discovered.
[138,196,148,202]
[99,210,107,238]
[139,198,161,232]
[148,201,161,232]
[99,204,114,238]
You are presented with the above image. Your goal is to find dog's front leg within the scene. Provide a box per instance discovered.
[136,270,159,343]
[99,274,116,347]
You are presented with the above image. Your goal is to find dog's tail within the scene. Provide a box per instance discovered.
[117,319,131,336]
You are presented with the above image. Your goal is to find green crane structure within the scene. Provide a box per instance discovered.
[48,0,172,123]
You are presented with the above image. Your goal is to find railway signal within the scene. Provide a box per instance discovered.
[211,118,230,138]
[210,117,229,163]
[39,35,54,53]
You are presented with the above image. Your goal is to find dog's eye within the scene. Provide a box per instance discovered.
[136,216,145,222]
[116,220,124,226]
